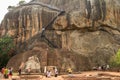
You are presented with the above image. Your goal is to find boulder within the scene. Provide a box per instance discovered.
[1,0,120,71]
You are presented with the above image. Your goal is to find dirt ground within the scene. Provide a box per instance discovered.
[1,71,120,80]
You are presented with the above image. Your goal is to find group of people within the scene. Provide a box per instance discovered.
[92,64,110,71]
[44,67,58,78]
[1,67,13,79]
[0,66,73,79]
[44,67,73,78]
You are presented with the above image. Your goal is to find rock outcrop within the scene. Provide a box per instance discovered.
[1,0,120,71]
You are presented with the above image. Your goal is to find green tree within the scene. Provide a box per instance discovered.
[0,35,14,69]
[18,0,26,5]
[110,49,120,68]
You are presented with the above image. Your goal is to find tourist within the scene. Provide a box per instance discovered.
[4,67,9,78]
[1,67,5,78]
[67,67,72,74]
[98,66,102,71]
[47,70,51,78]
[106,64,110,70]
[8,68,13,79]
[101,65,106,71]
[44,66,47,77]
[0,71,2,79]
[54,67,58,77]
[67,67,73,77]
[18,68,21,75]
[1,67,5,74]
[27,68,31,74]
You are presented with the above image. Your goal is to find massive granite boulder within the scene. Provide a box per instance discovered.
[1,0,120,71]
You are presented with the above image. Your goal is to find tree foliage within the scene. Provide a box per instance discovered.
[7,6,15,11]
[110,49,120,68]
[0,35,14,69]
[18,0,26,5]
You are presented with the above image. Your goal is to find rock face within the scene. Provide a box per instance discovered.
[1,0,120,71]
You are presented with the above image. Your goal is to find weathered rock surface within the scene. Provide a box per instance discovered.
[24,55,41,72]
[1,0,120,71]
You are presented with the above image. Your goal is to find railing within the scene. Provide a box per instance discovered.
[16,1,65,48]
[41,10,65,48]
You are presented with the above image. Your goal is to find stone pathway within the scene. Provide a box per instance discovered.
[1,71,120,80]
[42,76,63,80]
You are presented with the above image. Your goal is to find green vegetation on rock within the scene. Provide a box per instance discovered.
[18,0,26,5]
[110,49,120,68]
[0,35,14,69]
